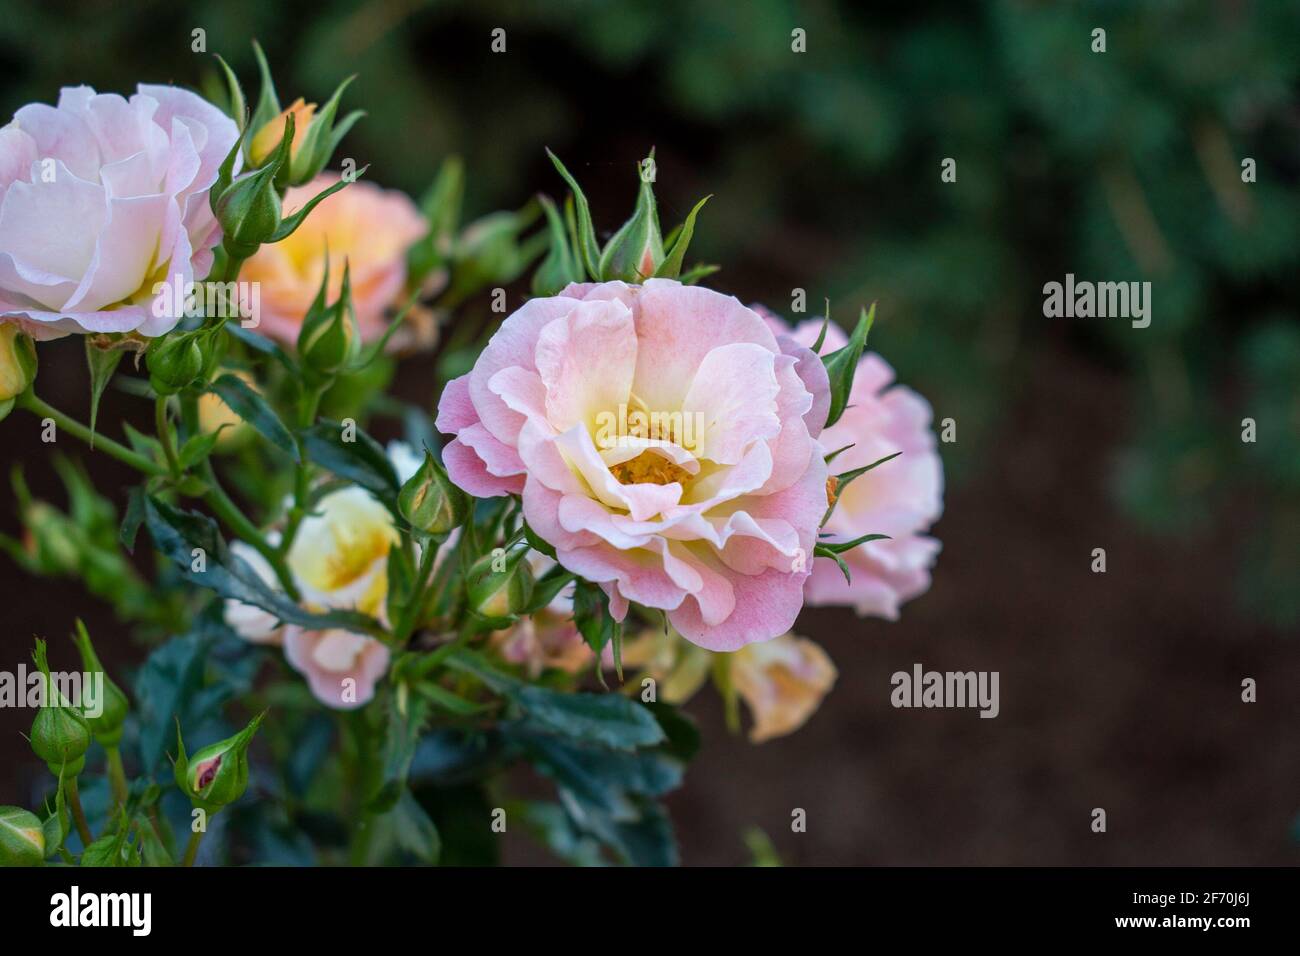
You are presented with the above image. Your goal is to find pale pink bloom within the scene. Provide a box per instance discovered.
[282,626,390,710]
[494,615,591,678]
[437,279,830,651]
[730,633,837,742]
[226,482,407,709]
[240,173,426,344]
[223,540,284,645]
[0,84,238,338]
[758,308,943,619]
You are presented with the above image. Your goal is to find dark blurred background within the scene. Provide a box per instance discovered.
[1,0,1297,864]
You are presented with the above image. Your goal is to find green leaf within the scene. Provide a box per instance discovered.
[119,485,146,552]
[414,681,491,716]
[225,323,298,376]
[142,495,385,637]
[511,686,663,750]
[572,579,618,655]
[520,564,575,614]
[448,648,664,750]
[655,194,711,279]
[545,149,600,279]
[367,693,430,813]
[301,419,401,503]
[822,303,875,429]
[177,429,225,471]
[391,789,441,864]
[523,519,557,559]
[80,830,133,867]
[122,422,163,462]
[209,373,299,460]
[132,617,232,773]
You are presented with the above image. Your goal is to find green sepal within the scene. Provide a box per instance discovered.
[545,149,601,279]
[655,194,711,280]
[821,303,875,429]
[598,153,663,282]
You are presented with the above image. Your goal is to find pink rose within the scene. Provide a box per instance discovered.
[0,84,238,338]
[282,627,390,711]
[239,173,426,344]
[759,309,943,619]
[731,633,837,743]
[437,279,831,650]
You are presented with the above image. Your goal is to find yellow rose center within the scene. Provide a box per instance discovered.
[610,451,693,487]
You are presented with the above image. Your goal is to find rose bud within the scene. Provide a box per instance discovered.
[214,163,284,261]
[467,546,534,629]
[597,153,664,282]
[0,806,45,867]
[297,263,361,381]
[146,330,205,395]
[398,450,469,538]
[249,97,317,168]
[28,639,91,777]
[244,42,358,187]
[69,620,129,748]
[173,712,265,814]
[0,322,37,404]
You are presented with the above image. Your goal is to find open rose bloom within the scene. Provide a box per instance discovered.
[224,486,398,710]
[239,173,427,344]
[438,278,832,651]
[0,85,237,338]
[762,311,944,619]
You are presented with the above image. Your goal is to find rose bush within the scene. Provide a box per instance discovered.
[0,47,942,867]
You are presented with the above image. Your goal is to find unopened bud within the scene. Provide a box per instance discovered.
[249,98,316,167]
[0,807,45,866]
[174,712,265,813]
[598,154,663,282]
[29,639,90,777]
[398,451,469,537]
[214,164,283,260]
[467,547,534,628]
[0,322,37,403]
[297,263,360,381]
[146,330,204,395]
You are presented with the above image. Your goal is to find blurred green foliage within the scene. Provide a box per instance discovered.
[1,0,1295,625]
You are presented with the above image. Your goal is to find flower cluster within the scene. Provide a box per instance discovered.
[0,46,941,867]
